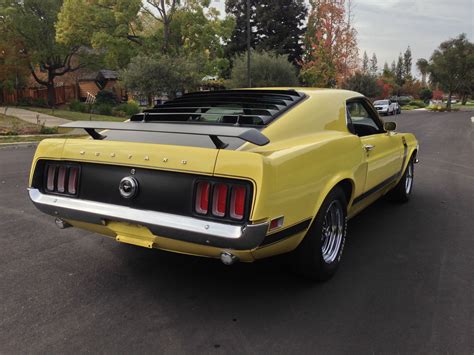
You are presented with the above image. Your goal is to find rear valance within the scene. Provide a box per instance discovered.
[61,121,270,148]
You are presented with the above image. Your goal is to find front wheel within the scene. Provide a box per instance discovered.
[387,157,415,202]
[291,187,347,281]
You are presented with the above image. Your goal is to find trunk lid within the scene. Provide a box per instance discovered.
[60,138,219,175]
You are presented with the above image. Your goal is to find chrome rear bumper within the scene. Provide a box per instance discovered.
[28,188,269,250]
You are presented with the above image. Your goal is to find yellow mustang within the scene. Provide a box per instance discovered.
[28,88,418,281]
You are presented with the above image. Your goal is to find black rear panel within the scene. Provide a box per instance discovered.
[32,160,253,224]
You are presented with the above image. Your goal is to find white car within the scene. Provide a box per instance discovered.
[373,99,396,116]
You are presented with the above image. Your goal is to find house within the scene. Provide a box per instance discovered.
[78,70,125,102]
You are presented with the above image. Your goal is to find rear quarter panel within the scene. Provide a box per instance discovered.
[215,131,367,257]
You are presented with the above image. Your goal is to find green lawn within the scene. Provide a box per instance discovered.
[27,107,125,122]
[451,102,474,111]
[0,113,44,135]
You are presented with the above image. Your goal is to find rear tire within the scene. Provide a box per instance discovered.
[387,157,415,203]
[291,187,347,281]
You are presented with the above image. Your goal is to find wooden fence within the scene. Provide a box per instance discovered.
[0,85,78,106]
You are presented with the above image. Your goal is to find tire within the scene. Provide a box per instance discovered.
[387,156,415,203]
[291,187,347,281]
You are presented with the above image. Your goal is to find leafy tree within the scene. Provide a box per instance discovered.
[228,50,299,88]
[0,0,89,106]
[429,33,474,109]
[0,33,30,94]
[369,53,378,75]
[225,0,307,66]
[160,4,235,76]
[418,87,433,103]
[343,71,381,98]
[361,51,369,74]
[390,60,396,74]
[395,54,404,87]
[141,0,179,53]
[300,0,358,87]
[403,46,412,81]
[122,54,203,103]
[382,62,392,78]
[416,58,429,86]
[56,0,142,68]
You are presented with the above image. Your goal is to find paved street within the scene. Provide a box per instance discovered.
[0,110,473,354]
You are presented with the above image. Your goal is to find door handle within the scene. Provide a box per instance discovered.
[364,144,375,152]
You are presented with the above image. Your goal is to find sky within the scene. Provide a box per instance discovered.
[211,0,473,77]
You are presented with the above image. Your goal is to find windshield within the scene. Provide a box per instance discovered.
[374,100,389,105]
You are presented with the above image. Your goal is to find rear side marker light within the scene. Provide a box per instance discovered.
[230,186,246,220]
[212,184,228,217]
[68,167,79,195]
[195,182,210,214]
[46,165,56,191]
[269,216,284,231]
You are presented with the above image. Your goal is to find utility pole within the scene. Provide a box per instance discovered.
[246,0,251,87]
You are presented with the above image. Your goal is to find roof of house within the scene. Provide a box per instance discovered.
[99,70,119,80]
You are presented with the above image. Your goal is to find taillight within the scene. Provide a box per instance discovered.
[195,181,210,214]
[194,181,249,220]
[44,164,79,196]
[230,186,246,220]
[57,166,67,193]
[46,165,56,191]
[212,184,228,217]
[68,167,79,194]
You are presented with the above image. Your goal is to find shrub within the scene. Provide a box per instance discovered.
[95,90,119,106]
[229,50,299,88]
[93,103,113,115]
[39,125,58,134]
[344,72,381,98]
[69,100,88,113]
[114,101,140,116]
[427,105,459,112]
[394,96,412,106]
[408,100,426,108]
[32,98,48,107]
[17,97,33,106]
[418,87,433,103]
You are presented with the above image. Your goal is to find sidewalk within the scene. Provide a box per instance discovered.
[1,106,71,127]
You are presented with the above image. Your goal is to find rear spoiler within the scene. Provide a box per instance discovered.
[61,121,270,148]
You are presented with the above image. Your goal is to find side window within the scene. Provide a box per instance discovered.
[346,101,383,137]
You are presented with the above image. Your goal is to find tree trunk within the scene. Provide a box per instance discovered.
[47,81,56,108]
[446,91,452,110]
[462,93,468,105]
[162,22,170,53]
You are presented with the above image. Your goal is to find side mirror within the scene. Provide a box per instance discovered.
[384,121,397,132]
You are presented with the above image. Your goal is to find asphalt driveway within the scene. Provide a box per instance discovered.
[0,110,473,354]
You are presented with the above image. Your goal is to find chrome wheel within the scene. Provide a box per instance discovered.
[321,200,344,263]
[405,162,414,194]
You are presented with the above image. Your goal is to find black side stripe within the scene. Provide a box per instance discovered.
[352,173,399,205]
[259,218,312,247]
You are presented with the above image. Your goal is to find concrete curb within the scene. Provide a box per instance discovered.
[0,141,39,149]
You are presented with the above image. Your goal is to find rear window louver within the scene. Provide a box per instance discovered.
[131,89,306,126]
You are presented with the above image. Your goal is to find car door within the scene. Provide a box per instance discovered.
[346,98,403,195]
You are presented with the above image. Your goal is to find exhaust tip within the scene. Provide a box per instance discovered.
[55,218,71,229]
[220,251,239,265]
